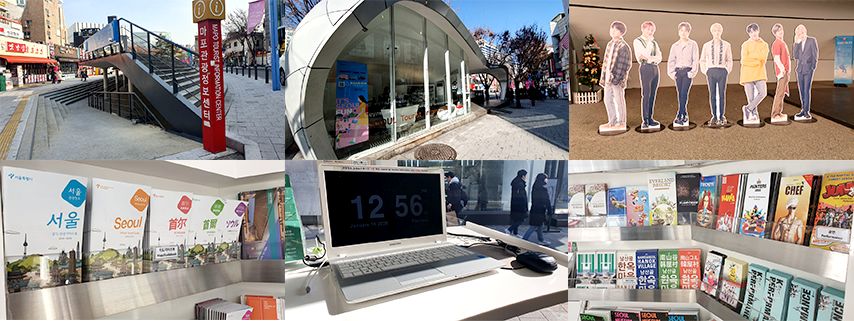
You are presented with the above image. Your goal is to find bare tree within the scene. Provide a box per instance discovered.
[282,0,459,28]
[508,24,550,107]
[281,0,321,28]
[225,8,263,65]
[470,26,512,99]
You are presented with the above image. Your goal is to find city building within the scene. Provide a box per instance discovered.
[19,0,67,45]
[283,0,508,160]
[478,40,499,60]
[0,0,24,39]
[549,13,568,98]
[224,31,266,66]
[0,35,55,88]
[67,22,106,46]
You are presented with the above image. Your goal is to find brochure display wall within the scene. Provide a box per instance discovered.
[568,160,854,321]
[0,161,286,320]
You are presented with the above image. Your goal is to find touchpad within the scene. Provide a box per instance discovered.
[389,266,446,285]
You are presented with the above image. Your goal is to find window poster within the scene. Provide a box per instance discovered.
[834,36,853,84]
[335,60,369,149]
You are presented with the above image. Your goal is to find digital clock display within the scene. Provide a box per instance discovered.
[324,171,443,247]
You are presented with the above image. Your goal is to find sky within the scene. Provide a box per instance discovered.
[62,0,563,46]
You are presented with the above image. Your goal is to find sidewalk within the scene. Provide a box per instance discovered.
[0,76,105,159]
[223,71,288,160]
[391,99,569,160]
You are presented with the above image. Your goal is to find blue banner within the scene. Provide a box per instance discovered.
[335,60,369,149]
[834,36,853,84]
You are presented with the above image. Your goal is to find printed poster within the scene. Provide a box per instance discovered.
[2,167,88,292]
[284,174,306,262]
[238,187,285,260]
[834,36,853,85]
[335,60,369,149]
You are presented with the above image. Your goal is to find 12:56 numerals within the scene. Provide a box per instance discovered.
[351,195,423,219]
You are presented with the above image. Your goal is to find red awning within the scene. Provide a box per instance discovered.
[0,55,59,64]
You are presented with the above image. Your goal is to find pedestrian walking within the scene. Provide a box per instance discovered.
[445,172,464,215]
[506,169,528,236]
[522,173,551,246]
[528,86,539,107]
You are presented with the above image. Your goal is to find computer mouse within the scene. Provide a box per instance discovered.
[515,251,558,273]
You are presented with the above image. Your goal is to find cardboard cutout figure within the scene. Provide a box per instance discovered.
[793,24,818,120]
[667,22,699,127]
[634,21,663,129]
[599,21,632,132]
[740,23,769,124]
[699,23,733,126]
[770,23,791,122]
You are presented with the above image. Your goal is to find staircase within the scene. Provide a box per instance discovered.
[26,77,119,159]
[80,18,204,138]
[133,52,201,108]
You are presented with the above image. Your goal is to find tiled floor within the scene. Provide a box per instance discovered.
[505,302,569,321]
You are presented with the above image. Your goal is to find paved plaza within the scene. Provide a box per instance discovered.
[223,71,289,160]
[392,98,569,160]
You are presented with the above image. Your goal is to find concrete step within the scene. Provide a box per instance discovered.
[51,100,64,125]
[60,102,70,117]
[32,97,50,157]
[44,98,59,136]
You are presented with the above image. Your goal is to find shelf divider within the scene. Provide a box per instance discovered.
[569,289,746,321]
[690,225,848,283]
[570,225,692,242]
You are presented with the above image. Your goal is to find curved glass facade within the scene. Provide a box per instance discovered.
[323,4,470,159]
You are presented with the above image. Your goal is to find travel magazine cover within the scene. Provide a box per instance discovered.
[676,173,701,217]
[238,187,287,260]
[716,174,745,233]
[187,195,226,267]
[696,175,719,229]
[569,184,586,217]
[772,175,820,245]
[2,167,88,292]
[626,186,649,226]
[738,172,781,238]
[147,189,193,272]
[809,171,854,253]
[586,183,608,216]
[648,172,677,225]
[606,187,627,226]
[700,251,726,297]
[83,178,151,281]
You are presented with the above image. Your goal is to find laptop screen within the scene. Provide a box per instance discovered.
[323,168,444,248]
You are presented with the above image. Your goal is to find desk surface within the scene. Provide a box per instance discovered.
[284,223,569,320]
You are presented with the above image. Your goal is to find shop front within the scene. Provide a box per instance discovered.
[0,35,56,88]
[284,0,508,160]
[53,44,80,79]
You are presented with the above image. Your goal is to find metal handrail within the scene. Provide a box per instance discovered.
[81,18,203,106]
[117,18,198,56]
[88,91,165,130]
[121,25,199,102]
[137,52,201,104]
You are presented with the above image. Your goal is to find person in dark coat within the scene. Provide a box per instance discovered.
[506,169,528,236]
[522,173,551,245]
[445,172,463,215]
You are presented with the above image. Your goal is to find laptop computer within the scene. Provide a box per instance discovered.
[318,163,504,303]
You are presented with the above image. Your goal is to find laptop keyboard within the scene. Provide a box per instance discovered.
[335,245,474,279]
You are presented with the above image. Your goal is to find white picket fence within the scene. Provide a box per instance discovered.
[572,89,602,104]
